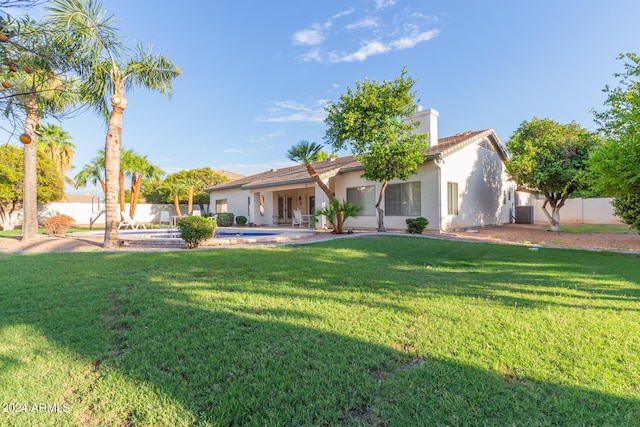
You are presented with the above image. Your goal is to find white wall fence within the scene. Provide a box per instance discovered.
[529,197,621,224]
[37,203,209,226]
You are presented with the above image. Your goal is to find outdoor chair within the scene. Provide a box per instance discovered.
[118,212,147,230]
[292,209,309,227]
[158,211,171,227]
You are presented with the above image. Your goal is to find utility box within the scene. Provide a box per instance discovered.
[515,205,534,224]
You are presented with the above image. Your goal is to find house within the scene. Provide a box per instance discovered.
[206,108,516,231]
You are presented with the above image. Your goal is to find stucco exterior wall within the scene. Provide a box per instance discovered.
[439,140,514,231]
[333,165,440,231]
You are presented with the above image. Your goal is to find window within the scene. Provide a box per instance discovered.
[447,182,459,215]
[347,185,375,216]
[385,182,421,216]
[215,199,228,213]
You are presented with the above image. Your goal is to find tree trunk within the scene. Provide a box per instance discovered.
[119,169,126,216]
[129,174,141,219]
[21,92,39,242]
[305,164,343,232]
[375,181,388,232]
[173,194,181,218]
[187,187,194,215]
[103,92,127,248]
[0,201,21,231]
[542,199,562,232]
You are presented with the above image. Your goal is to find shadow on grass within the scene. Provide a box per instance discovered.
[1,236,639,425]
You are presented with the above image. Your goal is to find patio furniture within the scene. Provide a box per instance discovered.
[292,209,309,227]
[118,212,147,230]
[159,211,171,227]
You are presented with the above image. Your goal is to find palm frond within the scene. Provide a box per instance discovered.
[123,44,181,97]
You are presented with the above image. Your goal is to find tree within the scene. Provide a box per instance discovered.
[1,16,79,241]
[0,144,64,230]
[125,150,163,218]
[142,168,229,211]
[505,118,599,232]
[287,140,345,233]
[163,181,187,218]
[181,176,200,216]
[324,68,428,231]
[38,123,76,185]
[74,150,105,195]
[46,0,181,248]
[590,53,640,232]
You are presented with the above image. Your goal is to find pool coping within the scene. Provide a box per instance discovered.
[79,227,319,248]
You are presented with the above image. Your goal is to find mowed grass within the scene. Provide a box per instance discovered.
[0,236,639,426]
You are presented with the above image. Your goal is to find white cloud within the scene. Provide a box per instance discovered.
[258,100,327,123]
[224,148,243,154]
[337,41,390,63]
[292,28,325,46]
[346,17,379,30]
[293,4,440,64]
[390,29,440,50]
[291,9,353,47]
[375,0,396,10]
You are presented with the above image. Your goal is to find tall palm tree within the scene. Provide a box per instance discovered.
[46,0,181,248]
[287,140,344,233]
[73,150,105,195]
[2,17,78,241]
[38,123,76,185]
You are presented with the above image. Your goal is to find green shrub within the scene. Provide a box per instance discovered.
[43,214,75,236]
[202,212,215,219]
[177,216,216,248]
[313,199,362,233]
[406,217,429,234]
[612,194,640,234]
[235,215,247,225]
[216,212,234,227]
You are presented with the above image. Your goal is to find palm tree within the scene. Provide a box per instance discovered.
[38,123,76,185]
[73,151,106,195]
[127,151,163,218]
[2,18,78,241]
[181,176,201,216]
[287,140,344,233]
[46,0,181,248]
[163,181,187,219]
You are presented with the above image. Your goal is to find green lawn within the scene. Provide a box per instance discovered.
[1,236,639,426]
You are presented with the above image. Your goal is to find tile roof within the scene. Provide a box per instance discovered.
[207,129,506,192]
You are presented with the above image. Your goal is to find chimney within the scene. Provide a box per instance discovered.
[408,107,439,146]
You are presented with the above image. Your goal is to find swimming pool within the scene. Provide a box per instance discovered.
[116,229,280,238]
[110,227,316,248]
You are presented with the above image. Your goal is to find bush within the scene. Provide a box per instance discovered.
[235,215,247,225]
[406,217,429,234]
[43,215,75,236]
[612,194,640,234]
[177,216,216,248]
[216,212,234,227]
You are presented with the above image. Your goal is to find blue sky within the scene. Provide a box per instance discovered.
[17,0,640,191]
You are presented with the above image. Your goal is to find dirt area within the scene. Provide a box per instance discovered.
[424,224,640,253]
[1,224,639,254]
